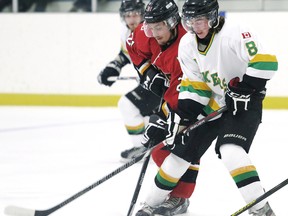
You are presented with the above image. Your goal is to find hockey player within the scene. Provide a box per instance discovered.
[97,0,162,161]
[162,0,278,215]
[126,0,200,215]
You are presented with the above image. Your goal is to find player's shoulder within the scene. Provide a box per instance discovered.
[120,22,129,34]
[179,32,195,48]
[221,19,256,40]
[178,32,196,59]
[133,22,148,40]
[120,23,131,43]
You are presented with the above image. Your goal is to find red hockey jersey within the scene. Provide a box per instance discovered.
[126,23,187,111]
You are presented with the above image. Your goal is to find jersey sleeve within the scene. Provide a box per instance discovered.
[231,25,278,82]
[109,24,131,68]
[119,23,132,64]
[126,24,154,77]
[178,33,213,120]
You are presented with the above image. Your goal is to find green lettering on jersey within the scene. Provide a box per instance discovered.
[211,73,220,86]
[245,41,258,56]
[202,71,226,90]
[222,78,227,90]
[202,71,211,83]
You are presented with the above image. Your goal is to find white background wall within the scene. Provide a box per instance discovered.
[0,12,287,96]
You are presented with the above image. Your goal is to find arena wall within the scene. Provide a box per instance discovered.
[0,12,287,108]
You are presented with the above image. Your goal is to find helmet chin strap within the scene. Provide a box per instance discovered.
[170,27,177,39]
[208,16,220,28]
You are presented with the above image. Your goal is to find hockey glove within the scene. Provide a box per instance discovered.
[141,65,169,97]
[97,60,122,86]
[141,114,167,148]
[225,77,255,115]
[164,111,181,147]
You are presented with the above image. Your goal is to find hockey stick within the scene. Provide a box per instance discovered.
[231,178,288,216]
[126,105,227,216]
[107,76,139,82]
[126,106,228,216]
[126,91,165,216]
[4,106,227,216]
[126,153,151,216]
[4,150,151,216]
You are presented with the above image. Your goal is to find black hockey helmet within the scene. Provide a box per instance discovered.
[119,0,145,18]
[144,0,180,28]
[181,0,219,30]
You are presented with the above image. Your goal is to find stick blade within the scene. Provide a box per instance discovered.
[4,206,35,216]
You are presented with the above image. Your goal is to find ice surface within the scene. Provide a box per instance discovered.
[0,106,287,216]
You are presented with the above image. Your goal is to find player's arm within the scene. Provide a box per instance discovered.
[126,31,169,98]
[164,40,210,147]
[97,49,130,87]
[177,37,209,123]
[135,60,169,98]
[226,29,278,115]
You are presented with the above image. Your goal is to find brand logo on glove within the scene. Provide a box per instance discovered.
[227,91,251,115]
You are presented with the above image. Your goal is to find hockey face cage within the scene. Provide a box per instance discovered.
[181,0,219,33]
[143,15,178,38]
[120,10,144,21]
[181,9,218,33]
[143,0,179,37]
[120,10,145,28]
[119,0,145,22]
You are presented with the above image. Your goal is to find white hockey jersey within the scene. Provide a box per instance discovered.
[178,19,278,115]
[120,22,132,62]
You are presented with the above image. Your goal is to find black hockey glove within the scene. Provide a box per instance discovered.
[225,77,256,115]
[141,114,167,148]
[170,131,188,151]
[164,111,181,146]
[97,60,122,86]
[141,65,169,98]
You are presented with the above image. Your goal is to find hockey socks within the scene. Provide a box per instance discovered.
[220,144,267,212]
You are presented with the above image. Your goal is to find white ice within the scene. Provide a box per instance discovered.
[0,106,287,216]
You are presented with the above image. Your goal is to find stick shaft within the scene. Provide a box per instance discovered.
[126,154,151,216]
[107,76,139,81]
[231,178,288,216]
[126,106,227,216]
[42,151,148,215]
